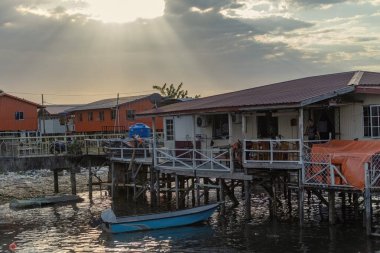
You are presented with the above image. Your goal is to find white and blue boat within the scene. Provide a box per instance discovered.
[101,203,220,233]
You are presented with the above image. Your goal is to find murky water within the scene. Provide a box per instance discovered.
[1,189,380,252]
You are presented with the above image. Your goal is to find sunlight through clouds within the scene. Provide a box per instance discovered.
[16,0,165,23]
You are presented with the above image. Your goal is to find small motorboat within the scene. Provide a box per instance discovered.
[101,203,220,233]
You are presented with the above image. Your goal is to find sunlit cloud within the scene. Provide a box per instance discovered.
[15,0,165,23]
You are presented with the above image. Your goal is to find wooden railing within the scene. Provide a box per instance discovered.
[0,133,129,157]
[243,139,302,164]
[154,148,232,172]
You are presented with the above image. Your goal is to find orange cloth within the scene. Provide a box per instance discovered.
[312,140,380,190]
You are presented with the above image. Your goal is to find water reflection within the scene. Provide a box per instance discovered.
[1,190,380,252]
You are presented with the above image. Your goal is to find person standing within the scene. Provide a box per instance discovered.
[305,119,320,141]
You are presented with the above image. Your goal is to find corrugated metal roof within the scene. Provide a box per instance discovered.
[67,93,161,112]
[45,105,82,115]
[358,71,380,85]
[0,92,41,107]
[139,71,380,116]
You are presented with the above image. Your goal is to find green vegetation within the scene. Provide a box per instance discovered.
[153,83,200,99]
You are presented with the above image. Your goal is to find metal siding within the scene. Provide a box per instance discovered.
[340,103,363,140]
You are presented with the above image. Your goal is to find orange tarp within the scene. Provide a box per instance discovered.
[312,140,380,190]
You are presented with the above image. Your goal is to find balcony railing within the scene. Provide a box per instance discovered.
[243,139,302,164]
[154,147,232,172]
[0,133,129,157]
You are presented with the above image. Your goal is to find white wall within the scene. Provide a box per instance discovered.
[340,94,380,140]
[38,118,73,134]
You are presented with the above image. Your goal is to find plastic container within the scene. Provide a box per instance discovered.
[128,123,151,138]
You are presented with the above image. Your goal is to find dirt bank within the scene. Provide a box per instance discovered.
[0,168,108,205]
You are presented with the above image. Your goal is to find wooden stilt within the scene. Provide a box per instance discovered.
[341,192,346,220]
[70,169,76,195]
[196,176,201,206]
[149,166,156,207]
[191,178,195,206]
[328,190,336,225]
[353,193,359,219]
[219,179,225,201]
[53,170,59,194]
[167,174,172,202]
[272,175,277,219]
[216,179,220,201]
[88,161,92,200]
[111,162,115,198]
[156,171,160,206]
[204,178,209,204]
[175,174,179,209]
[244,180,251,220]
[298,171,304,226]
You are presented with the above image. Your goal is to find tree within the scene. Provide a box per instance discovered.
[153,83,200,99]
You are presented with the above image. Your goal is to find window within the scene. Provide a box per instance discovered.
[111,110,116,120]
[126,110,136,120]
[99,111,105,121]
[257,115,278,138]
[78,113,83,122]
[15,111,24,120]
[88,112,93,121]
[363,105,380,138]
[165,119,174,141]
[59,116,66,125]
[212,114,229,139]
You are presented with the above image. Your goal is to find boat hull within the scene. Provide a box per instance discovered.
[103,204,219,233]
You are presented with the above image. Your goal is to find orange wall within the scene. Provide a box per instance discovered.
[0,96,38,131]
[73,97,163,133]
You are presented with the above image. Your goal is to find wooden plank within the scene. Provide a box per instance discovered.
[244,162,301,170]
[155,168,252,180]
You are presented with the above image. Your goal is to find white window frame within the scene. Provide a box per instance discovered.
[165,118,174,141]
[363,105,380,138]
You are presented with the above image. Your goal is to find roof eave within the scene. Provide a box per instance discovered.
[300,86,355,107]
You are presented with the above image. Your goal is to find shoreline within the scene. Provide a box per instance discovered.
[0,168,108,205]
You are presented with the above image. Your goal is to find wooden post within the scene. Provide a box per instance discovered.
[53,170,59,193]
[298,170,304,226]
[228,113,234,172]
[70,168,77,195]
[196,176,201,206]
[204,178,209,204]
[272,175,277,219]
[244,180,252,220]
[111,162,115,198]
[152,117,157,167]
[167,174,172,202]
[328,190,336,225]
[364,162,372,235]
[192,115,197,169]
[219,179,225,202]
[191,177,196,206]
[88,161,92,200]
[353,193,359,219]
[149,166,156,207]
[156,171,160,206]
[175,174,179,209]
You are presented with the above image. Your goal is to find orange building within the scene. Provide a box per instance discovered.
[69,94,163,133]
[0,92,41,132]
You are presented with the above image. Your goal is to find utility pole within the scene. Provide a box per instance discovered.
[41,94,46,135]
[114,93,120,134]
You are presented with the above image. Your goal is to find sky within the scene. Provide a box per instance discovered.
[0,0,379,104]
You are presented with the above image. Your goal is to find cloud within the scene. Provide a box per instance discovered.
[0,0,378,103]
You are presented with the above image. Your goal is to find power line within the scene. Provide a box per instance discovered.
[6,89,156,97]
